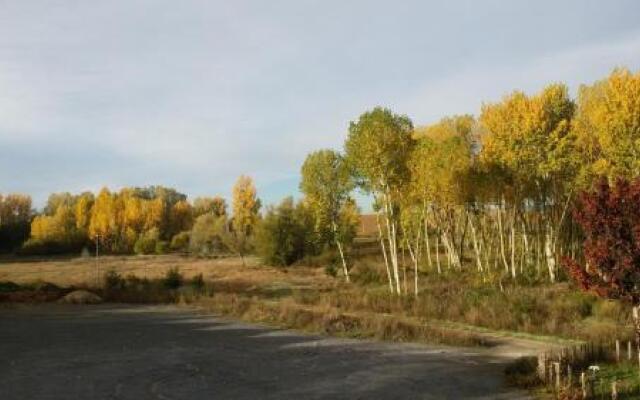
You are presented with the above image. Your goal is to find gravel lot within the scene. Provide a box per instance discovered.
[0,304,530,399]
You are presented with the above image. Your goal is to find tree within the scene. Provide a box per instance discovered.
[255,197,309,267]
[410,116,475,273]
[344,107,414,293]
[0,193,32,252]
[300,149,356,282]
[232,175,260,235]
[227,175,261,265]
[189,213,227,255]
[479,84,576,281]
[193,196,227,218]
[89,188,116,250]
[562,177,640,349]
[573,68,640,182]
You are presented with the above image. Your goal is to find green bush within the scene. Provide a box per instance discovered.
[163,267,183,289]
[255,197,316,266]
[134,228,160,255]
[0,281,22,293]
[155,240,168,254]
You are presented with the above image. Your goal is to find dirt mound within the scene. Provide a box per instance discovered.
[59,290,103,304]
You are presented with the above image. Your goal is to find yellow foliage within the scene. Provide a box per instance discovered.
[232,175,259,234]
[573,68,640,182]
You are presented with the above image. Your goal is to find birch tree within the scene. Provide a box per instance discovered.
[345,107,414,294]
[479,84,576,281]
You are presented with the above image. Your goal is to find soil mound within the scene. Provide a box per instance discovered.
[59,290,103,304]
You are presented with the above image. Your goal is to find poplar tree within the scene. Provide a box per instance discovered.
[300,149,356,282]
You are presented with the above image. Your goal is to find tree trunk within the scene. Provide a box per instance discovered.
[510,211,516,279]
[435,232,441,274]
[545,222,556,283]
[497,205,510,274]
[335,238,349,283]
[633,306,640,356]
[468,213,483,272]
[382,190,401,294]
[376,212,394,293]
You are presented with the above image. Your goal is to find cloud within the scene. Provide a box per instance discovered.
[0,1,639,208]
[402,30,640,126]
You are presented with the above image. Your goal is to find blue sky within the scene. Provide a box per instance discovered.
[1,0,639,209]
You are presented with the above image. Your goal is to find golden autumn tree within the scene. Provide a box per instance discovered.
[479,83,576,282]
[89,188,116,250]
[409,115,474,275]
[573,68,640,183]
[193,196,227,218]
[225,175,261,265]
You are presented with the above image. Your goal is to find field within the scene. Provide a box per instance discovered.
[0,254,632,347]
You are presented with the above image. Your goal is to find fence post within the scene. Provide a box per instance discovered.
[611,380,618,400]
[616,340,620,363]
[537,353,547,382]
[629,341,632,361]
[581,372,587,399]
[554,362,561,390]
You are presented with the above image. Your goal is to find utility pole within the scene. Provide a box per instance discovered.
[94,234,101,287]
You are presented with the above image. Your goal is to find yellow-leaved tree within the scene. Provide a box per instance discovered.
[226,175,261,265]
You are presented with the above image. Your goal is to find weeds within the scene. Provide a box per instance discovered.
[163,267,183,289]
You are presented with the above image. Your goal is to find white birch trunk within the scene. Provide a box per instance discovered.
[468,213,483,272]
[376,211,394,293]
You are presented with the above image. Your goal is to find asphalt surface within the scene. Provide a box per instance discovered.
[0,305,530,399]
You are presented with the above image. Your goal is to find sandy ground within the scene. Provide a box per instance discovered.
[0,304,531,400]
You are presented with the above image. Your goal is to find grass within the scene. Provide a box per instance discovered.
[0,253,633,347]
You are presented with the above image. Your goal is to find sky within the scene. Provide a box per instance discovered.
[1,0,639,210]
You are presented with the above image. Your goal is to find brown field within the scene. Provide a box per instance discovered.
[0,254,333,291]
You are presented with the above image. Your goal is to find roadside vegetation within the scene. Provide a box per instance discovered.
[2,66,640,398]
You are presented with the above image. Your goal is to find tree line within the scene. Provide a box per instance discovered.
[2,67,638,294]
[297,67,640,294]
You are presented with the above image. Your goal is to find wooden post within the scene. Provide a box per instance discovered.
[629,341,633,361]
[616,340,620,363]
[611,380,618,400]
[581,372,587,399]
[554,362,561,390]
[567,364,572,387]
[537,353,547,382]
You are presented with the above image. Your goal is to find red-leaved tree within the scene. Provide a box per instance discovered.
[563,177,640,346]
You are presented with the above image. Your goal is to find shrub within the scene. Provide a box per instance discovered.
[504,357,541,388]
[154,240,168,254]
[170,231,190,252]
[104,269,125,291]
[134,228,160,255]
[255,197,315,266]
[191,273,205,291]
[163,267,183,289]
[0,281,21,293]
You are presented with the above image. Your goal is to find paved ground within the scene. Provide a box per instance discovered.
[0,304,531,399]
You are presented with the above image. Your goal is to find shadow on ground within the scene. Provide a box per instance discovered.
[0,304,530,399]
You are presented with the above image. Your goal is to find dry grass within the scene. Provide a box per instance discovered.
[0,254,632,347]
[0,254,333,291]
